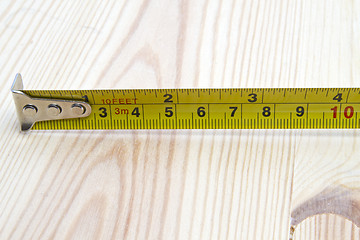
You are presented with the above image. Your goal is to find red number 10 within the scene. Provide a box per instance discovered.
[331,106,354,118]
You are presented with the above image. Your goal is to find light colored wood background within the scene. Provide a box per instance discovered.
[0,0,360,239]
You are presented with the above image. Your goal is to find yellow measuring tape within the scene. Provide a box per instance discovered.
[11,74,360,130]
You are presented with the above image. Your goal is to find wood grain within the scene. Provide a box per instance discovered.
[0,0,359,239]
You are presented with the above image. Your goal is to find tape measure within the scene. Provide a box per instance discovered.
[11,74,360,131]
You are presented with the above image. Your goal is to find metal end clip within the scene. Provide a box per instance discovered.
[11,73,91,131]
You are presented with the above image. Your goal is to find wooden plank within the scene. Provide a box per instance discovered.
[0,0,359,239]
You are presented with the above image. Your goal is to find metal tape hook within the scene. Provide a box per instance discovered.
[11,73,91,131]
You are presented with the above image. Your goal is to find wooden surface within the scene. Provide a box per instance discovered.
[1,0,360,239]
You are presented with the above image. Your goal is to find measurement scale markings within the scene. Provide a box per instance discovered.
[88,102,360,105]
[18,84,360,130]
